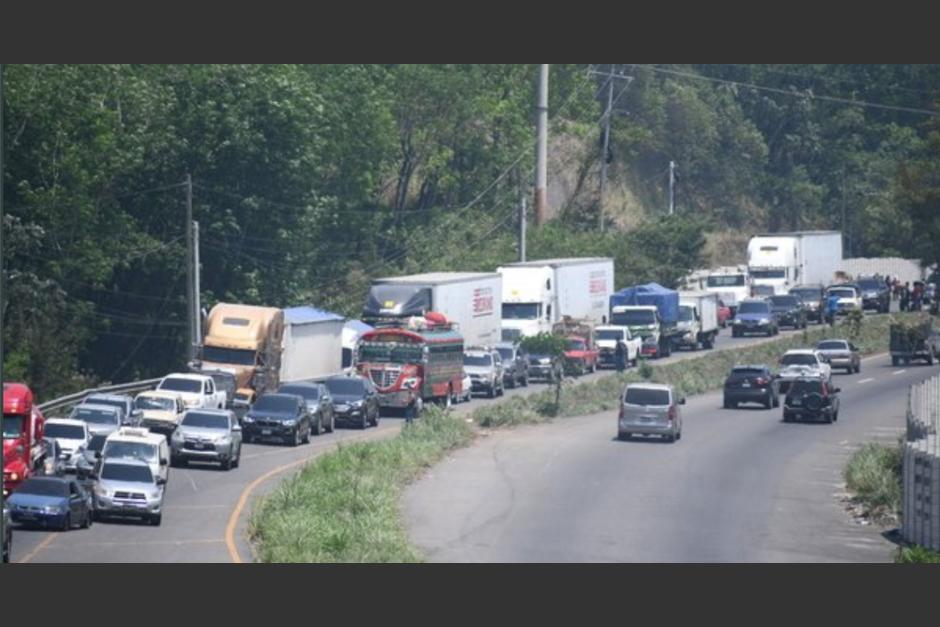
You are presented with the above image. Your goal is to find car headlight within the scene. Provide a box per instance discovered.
[350,400,364,408]
[401,377,419,390]
[215,434,232,443]
[733,319,742,325]
[242,415,254,423]
[149,489,162,499]
[759,318,770,324]
[283,419,297,427]
[42,505,64,514]
[539,358,551,365]
[184,399,200,407]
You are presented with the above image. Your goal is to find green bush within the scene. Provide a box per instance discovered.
[844,443,903,524]
[896,545,940,563]
[249,405,473,562]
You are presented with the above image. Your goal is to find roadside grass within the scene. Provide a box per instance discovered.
[843,442,903,525]
[471,313,903,428]
[896,544,940,563]
[249,406,473,562]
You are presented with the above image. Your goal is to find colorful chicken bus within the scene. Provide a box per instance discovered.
[356,315,465,418]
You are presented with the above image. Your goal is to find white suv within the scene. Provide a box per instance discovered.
[776,349,832,394]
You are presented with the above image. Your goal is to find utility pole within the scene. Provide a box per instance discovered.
[185,173,195,362]
[193,220,202,349]
[668,160,676,215]
[598,64,615,231]
[519,195,527,262]
[534,64,549,227]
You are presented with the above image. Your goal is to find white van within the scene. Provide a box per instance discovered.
[101,427,170,484]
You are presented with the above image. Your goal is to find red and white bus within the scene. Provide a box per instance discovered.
[357,317,465,417]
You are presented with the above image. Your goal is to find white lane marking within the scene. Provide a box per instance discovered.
[857,378,875,384]
[892,370,907,375]
[187,472,198,492]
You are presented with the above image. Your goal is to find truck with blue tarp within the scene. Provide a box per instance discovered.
[608,283,684,358]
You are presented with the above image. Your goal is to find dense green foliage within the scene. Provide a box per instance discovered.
[844,442,903,525]
[3,64,939,397]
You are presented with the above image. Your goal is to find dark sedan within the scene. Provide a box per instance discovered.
[278,382,335,435]
[7,476,94,530]
[769,295,807,329]
[321,376,380,429]
[731,299,778,337]
[789,285,826,324]
[723,365,779,409]
[242,393,312,446]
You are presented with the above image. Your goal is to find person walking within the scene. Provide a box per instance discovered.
[826,291,840,327]
[615,339,627,373]
[901,282,911,312]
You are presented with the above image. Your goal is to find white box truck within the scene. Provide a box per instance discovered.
[497,257,614,341]
[363,272,502,347]
[280,307,346,383]
[747,231,843,295]
[677,292,720,350]
[703,265,750,316]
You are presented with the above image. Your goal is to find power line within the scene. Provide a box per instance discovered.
[637,64,940,118]
[708,64,940,98]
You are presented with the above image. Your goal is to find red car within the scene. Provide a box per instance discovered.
[563,335,599,375]
[718,300,732,328]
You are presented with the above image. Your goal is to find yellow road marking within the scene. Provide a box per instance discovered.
[17,532,57,564]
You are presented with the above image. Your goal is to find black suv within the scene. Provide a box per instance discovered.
[783,376,841,424]
[321,376,380,429]
[789,285,826,324]
[768,295,807,330]
[243,393,312,445]
[855,276,890,313]
[495,342,530,389]
[723,365,779,409]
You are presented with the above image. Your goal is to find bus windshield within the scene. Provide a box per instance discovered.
[707,275,745,287]
[359,342,424,364]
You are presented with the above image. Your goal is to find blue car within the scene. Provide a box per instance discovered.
[7,476,94,531]
[731,299,779,338]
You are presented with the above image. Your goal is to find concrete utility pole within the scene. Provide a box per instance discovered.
[193,220,202,348]
[668,160,676,215]
[519,195,527,263]
[534,64,549,227]
[598,64,615,231]
[185,173,195,361]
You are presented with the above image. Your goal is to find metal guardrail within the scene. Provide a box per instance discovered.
[38,377,163,415]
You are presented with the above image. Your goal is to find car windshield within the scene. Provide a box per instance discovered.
[611,310,656,326]
[201,346,256,366]
[252,395,298,413]
[464,354,492,367]
[731,368,766,376]
[86,398,127,414]
[496,348,514,361]
[2,414,25,439]
[781,354,818,366]
[857,280,881,290]
[279,385,319,401]
[103,441,157,462]
[70,407,120,425]
[502,303,541,320]
[181,412,229,429]
[678,306,695,322]
[566,340,586,351]
[597,329,624,341]
[707,275,746,287]
[750,269,786,279]
[135,396,176,411]
[323,379,366,396]
[790,379,825,395]
[817,341,849,350]
[101,463,153,483]
[829,288,856,299]
[624,387,671,406]
[790,289,821,300]
[45,423,86,440]
[16,478,68,497]
[770,296,799,308]
[158,378,203,393]
[737,302,770,314]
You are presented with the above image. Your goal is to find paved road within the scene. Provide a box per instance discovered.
[7,315,876,563]
[405,351,932,562]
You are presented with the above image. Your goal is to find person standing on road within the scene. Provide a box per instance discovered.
[901,282,911,312]
[615,339,627,373]
[826,292,840,327]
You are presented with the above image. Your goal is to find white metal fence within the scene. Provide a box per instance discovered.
[903,375,940,551]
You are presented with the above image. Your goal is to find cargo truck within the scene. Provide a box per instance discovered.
[609,283,683,359]
[363,272,502,347]
[497,257,614,342]
[747,231,843,295]
[3,383,47,497]
[703,265,750,316]
[890,315,937,366]
[677,292,720,350]
[196,303,345,406]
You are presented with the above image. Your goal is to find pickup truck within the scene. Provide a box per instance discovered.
[890,316,937,366]
[595,325,641,369]
[563,335,599,375]
[155,373,227,411]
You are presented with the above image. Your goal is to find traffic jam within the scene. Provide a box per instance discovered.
[3,232,936,562]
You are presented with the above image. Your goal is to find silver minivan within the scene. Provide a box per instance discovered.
[618,383,684,442]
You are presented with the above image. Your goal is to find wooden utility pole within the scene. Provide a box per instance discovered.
[598,64,615,231]
[185,173,195,361]
[534,64,549,226]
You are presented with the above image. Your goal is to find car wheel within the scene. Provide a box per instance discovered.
[233,445,241,468]
[676,429,682,441]
[312,416,322,436]
[783,411,792,423]
[773,394,780,408]
[150,513,162,526]
[360,411,369,430]
[764,394,773,409]
[302,424,311,444]
[61,513,71,532]
[222,455,233,471]
[371,408,379,427]
[892,356,899,367]
[521,375,529,387]
[82,509,92,529]
[507,376,516,389]
[497,382,504,397]
[487,384,496,399]
[617,431,629,441]
[289,429,301,447]
[663,433,675,443]
[723,397,733,409]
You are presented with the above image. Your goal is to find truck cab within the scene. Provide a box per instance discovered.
[3,383,47,497]
[610,305,666,357]
[499,266,554,341]
[156,373,227,411]
[595,325,641,369]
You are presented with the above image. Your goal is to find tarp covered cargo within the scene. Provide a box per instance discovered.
[609,283,680,325]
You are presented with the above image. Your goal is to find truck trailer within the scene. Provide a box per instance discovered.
[677,291,720,350]
[747,231,843,295]
[363,272,502,348]
[497,257,614,341]
[609,283,683,358]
